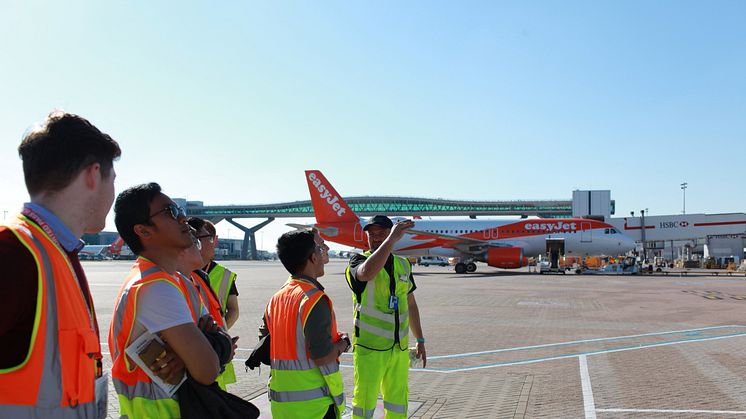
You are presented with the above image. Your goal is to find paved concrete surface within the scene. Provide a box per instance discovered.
[88,259,746,418]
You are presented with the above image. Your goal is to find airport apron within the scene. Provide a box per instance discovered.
[345,252,412,419]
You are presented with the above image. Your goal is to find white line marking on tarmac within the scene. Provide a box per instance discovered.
[420,332,746,373]
[597,409,746,415]
[579,355,596,419]
[427,325,746,360]
[101,326,746,375]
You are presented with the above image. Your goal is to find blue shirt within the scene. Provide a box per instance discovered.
[24,202,85,253]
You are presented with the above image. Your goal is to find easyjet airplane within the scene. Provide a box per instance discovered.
[302,170,637,273]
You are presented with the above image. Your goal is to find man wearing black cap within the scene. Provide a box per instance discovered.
[345,215,426,419]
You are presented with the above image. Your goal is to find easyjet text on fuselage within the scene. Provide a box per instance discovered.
[524,221,578,232]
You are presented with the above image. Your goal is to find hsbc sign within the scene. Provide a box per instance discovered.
[660,221,691,228]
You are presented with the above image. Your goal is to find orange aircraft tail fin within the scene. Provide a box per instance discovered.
[305,170,358,224]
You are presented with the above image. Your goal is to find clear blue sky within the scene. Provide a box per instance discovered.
[1,1,744,250]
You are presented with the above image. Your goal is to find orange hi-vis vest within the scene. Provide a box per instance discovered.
[0,214,101,418]
[189,271,225,329]
[108,257,203,418]
[266,276,345,418]
[188,270,237,390]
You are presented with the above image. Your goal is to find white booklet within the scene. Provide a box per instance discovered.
[124,332,186,397]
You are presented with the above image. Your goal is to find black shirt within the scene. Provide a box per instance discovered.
[0,230,38,368]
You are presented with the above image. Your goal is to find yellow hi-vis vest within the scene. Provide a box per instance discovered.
[345,251,412,351]
[206,263,237,386]
[207,263,236,314]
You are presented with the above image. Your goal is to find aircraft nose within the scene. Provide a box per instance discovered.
[621,235,636,251]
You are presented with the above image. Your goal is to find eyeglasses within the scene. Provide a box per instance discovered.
[196,234,215,244]
[148,203,185,221]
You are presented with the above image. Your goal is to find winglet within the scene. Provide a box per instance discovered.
[305,170,358,223]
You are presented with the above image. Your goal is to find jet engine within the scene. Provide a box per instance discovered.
[485,247,525,269]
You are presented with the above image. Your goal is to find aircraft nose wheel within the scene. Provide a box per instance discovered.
[466,262,477,273]
[455,263,467,274]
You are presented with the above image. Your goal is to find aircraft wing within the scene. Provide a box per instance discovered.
[286,222,340,237]
[406,229,512,249]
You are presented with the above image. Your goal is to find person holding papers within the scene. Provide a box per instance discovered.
[109,183,220,418]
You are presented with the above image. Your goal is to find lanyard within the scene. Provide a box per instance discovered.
[21,207,62,247]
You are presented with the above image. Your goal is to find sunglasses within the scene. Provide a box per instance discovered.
[196,234,215,243]
[148,203,186,221]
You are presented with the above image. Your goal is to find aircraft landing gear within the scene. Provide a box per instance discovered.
[455,261,478,273]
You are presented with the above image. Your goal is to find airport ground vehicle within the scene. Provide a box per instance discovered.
[539,242,566,274]
[302,170,636,274]
[418,256,449,267]
[579,256,639,275]
[539,259,565,274]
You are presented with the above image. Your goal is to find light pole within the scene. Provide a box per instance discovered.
[640,209,647,262]
[680,182,687,214]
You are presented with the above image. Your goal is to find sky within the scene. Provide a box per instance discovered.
[1,1,744,251]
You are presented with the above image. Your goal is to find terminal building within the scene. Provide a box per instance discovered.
[570,190,746,264]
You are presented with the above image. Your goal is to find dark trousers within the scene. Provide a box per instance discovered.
[323,404,336,419]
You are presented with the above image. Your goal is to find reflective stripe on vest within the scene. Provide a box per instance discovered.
[266,277,345,413]
[270,387,346,406]
[0,216,99,418]
[353,317,410,341]
[108,258,202,417]
[207,263,236,311]
[346,252,412,350]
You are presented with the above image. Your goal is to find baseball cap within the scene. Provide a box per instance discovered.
[363,215,394,231]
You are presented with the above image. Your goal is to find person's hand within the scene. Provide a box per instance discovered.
[197,315,218,333]
[149,345,186,384]
[389,220,415,242]
[230,335,239,361]
[339,333,351,353]
[415,341,427,368]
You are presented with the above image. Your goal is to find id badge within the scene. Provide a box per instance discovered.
[389,295,398,310]
[95,372,109,419]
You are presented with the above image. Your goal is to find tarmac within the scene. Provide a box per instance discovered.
[88,259,746,418]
